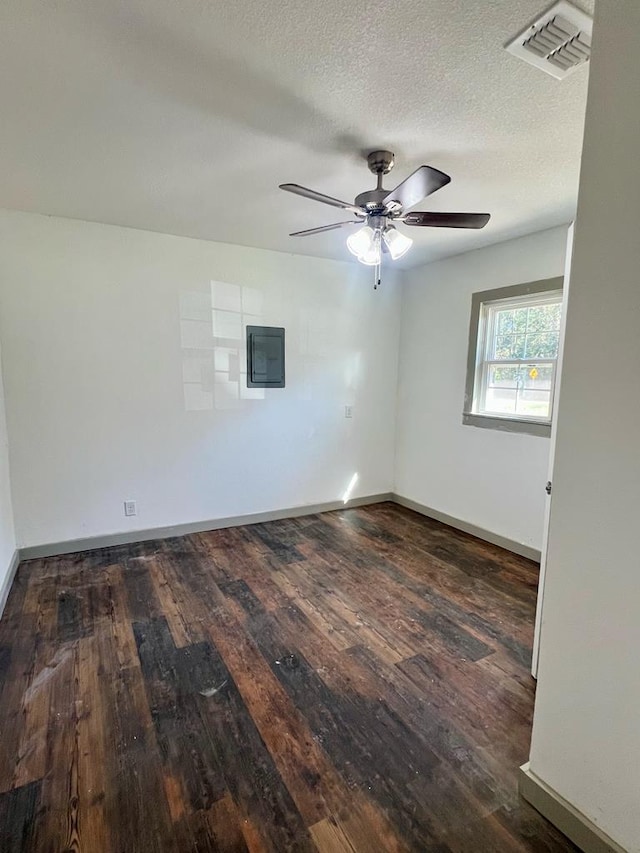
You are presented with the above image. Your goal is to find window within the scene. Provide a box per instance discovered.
[463,278,563,437]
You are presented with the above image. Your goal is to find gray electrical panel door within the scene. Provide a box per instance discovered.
[246,326,285,388]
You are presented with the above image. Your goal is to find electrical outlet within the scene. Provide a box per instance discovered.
[345,405,353,418]
[124,500,137,517]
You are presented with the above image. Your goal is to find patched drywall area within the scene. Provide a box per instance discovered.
[0,210,400,549]
[394,226,569,553]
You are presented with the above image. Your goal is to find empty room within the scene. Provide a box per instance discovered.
[0,0,638,851]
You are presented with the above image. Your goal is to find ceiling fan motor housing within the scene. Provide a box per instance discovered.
[356,150,399,213]
[366,150,395,175]
[354,188,391,212]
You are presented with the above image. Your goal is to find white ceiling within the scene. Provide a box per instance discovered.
[0,0,593,269]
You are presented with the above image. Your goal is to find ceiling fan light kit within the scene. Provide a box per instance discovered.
[280,150,490,288]
[347,221,412,266]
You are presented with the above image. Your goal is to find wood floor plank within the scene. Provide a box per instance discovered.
[309,817,358,852]
[290,538,491,667]
[219,579,446,847]
[2,573,60,792]
[196,530,292,613]
[0,780,40,853]
[343,643,513,816]
[321,511,534,669]
[0,503,578,852]
[30,637,79,853]
[202,794,250,853]
[203,590,408,851]
[269,568,358,652]
[92,562,178,853]
[145,554,195,648]
[132,618,228,813]
[76,633,111,852]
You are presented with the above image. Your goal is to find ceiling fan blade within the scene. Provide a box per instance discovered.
[280,183,365,216]
[289,221,360,237]
[383,166,451,211]
[403,211,490,229]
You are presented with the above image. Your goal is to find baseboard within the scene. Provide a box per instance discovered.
[391,493,541,562]
[519,763,626,853]
[0,549,20,619]
[18,491,540,565]
[18,493,394,560]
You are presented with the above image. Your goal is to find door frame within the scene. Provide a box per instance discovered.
[531,223,574,678]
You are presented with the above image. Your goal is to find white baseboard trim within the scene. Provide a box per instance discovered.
[391,493,541,562]
[519,763,626,853]
[0,549,20,619]
[18,493,395,560]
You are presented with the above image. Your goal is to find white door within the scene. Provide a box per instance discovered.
[531,223,575,678]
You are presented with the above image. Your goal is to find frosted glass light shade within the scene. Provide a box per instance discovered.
[346,226,374,258]
[358,230,382,266]
[383,225,413,260]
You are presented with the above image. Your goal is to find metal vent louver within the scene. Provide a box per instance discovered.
[506,1,593,80]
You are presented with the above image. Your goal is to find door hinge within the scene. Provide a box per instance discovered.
[545,481,552,495]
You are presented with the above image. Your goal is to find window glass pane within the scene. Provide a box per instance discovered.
[493,335,526,360]
[513,307,528,333]
[494,335,513,359]
[484,365,518,414]
[517,389,551,418]
[521,363,554,389]
[512,335,526,359]
[496,310,515,334]
[519,362,553,418]
[485,386,517,415]
[483,363,553,419]
[527,303,561,332]
[490,365,519,387]
[524,332,559,359]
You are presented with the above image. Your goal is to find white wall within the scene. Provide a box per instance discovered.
[0,210,401,549]
[0,339,16,596]
[529,3,640,851]
[395,226,568,553]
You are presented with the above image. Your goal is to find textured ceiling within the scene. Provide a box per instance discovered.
[0,0,593,268]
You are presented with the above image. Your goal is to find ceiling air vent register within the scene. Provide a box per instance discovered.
[506,0,593,80]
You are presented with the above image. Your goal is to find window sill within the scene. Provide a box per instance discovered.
[462,412,551,438]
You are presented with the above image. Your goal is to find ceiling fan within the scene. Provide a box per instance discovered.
[280,150,490,287]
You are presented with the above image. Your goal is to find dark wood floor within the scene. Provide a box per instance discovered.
[0,502,576,852]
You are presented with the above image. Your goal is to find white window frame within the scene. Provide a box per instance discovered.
[463,277,563,437]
